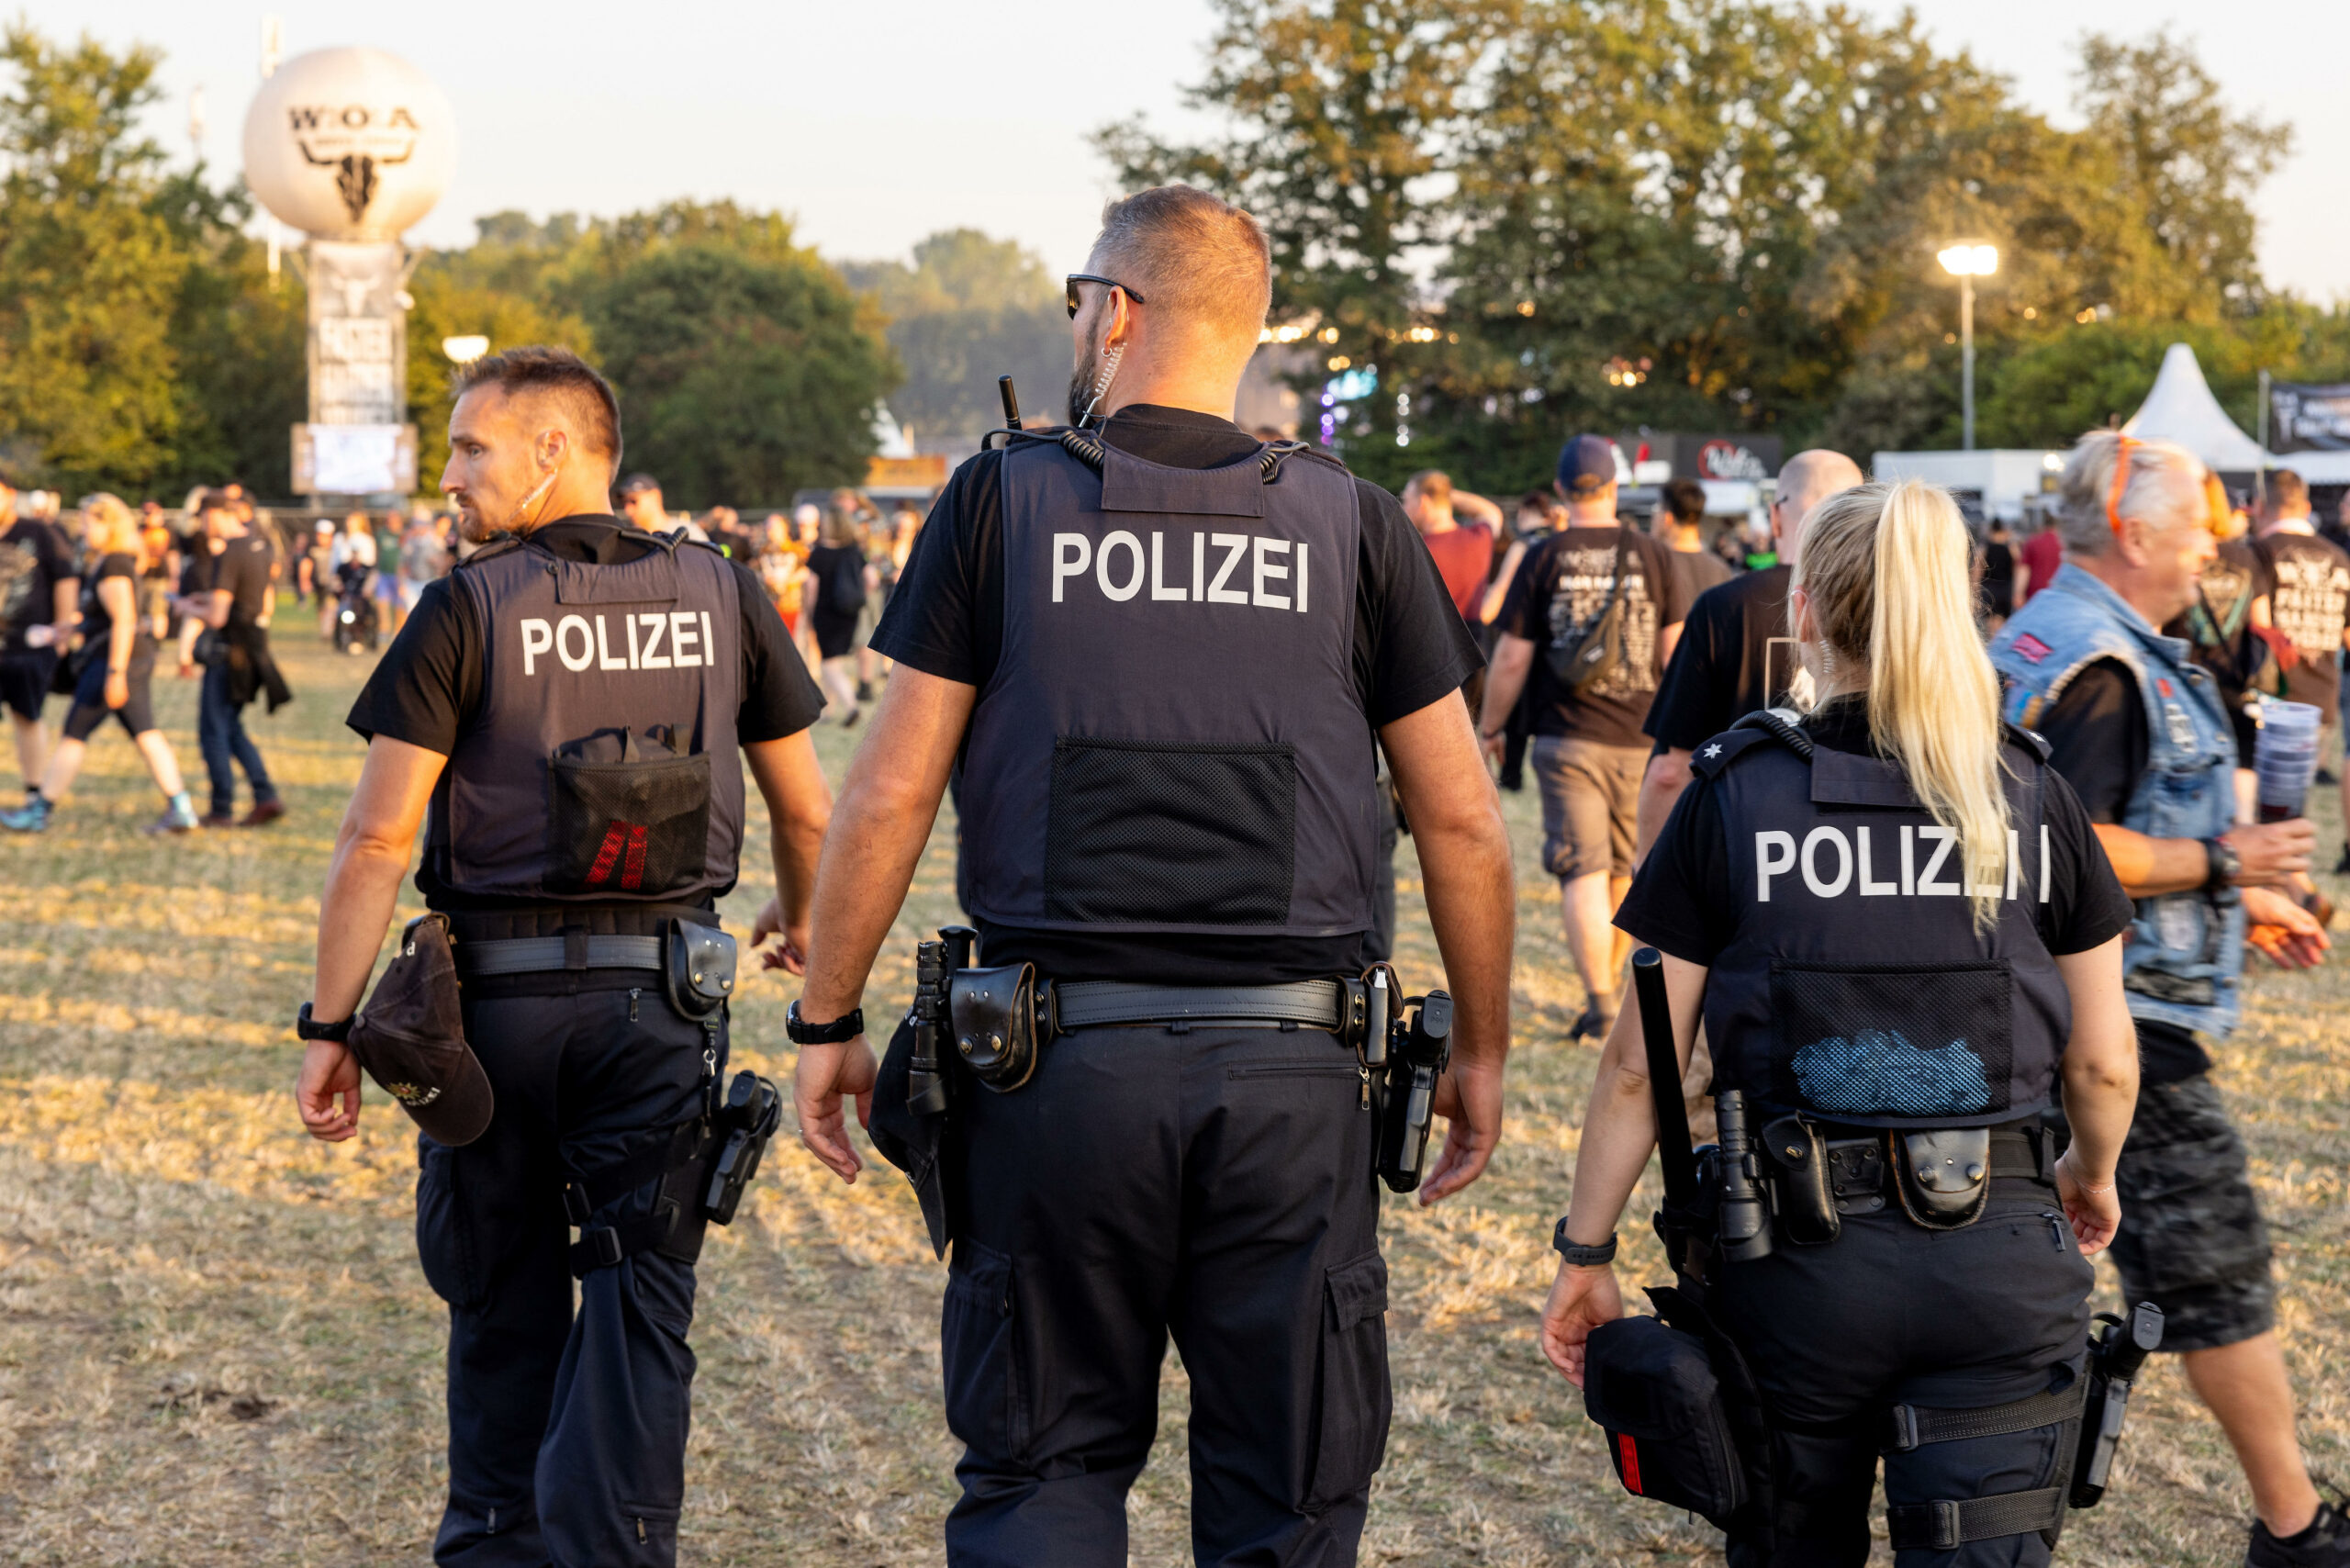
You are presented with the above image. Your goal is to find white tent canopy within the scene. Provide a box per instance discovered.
[2122,342,2273,470]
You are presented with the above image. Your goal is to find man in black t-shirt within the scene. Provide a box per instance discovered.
[176,494,286,827]
[299,349,831,1568]
[790,188,1512,1566]
[1477,435,1689,1037]
[0,475,79,804]
[1632,448,1864,865]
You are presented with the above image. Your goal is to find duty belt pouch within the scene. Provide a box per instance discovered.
[664,921,736,1020]
[948,963,1040,1092]
[547,726,711,897]
[1760,1115,1840,1246]
[1892,1126,1992,1229]
[1582,1295,1748,1526]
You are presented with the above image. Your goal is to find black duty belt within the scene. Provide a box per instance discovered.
[1815,1125,2046,1215]
[459,934,665,977]
[1052,979,1346,1033]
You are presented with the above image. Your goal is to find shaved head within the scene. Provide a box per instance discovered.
[1774,449,1865,563]
[1089,185,1272,361]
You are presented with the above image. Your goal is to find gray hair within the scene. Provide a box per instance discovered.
[1090,185,1272,349]
[2054,431,2205,557]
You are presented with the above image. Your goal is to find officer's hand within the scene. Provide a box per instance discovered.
[2225,821,2315,883]
[2053,1148,2121,1257]
[1419,1058,1505,1205]
[2243,884,2331,969]
[296,1040,362,1141]
[1539,1260,1624,1388]
[749,895,809,975]
[794,1036,877,1183]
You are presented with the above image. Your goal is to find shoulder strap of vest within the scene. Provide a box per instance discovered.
[2002,720,2053,760]
[1687,709,1810,779]
[454,533,528,569]
[984,425,1328,483]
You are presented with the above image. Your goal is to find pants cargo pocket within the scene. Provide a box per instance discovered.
[1304,1249,1392,1512]
[415,1135,487,1310]
[615,1499,680,1565]
[942,1238,1028,1462]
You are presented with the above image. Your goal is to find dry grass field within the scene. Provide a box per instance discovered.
[4,635,2350,1566]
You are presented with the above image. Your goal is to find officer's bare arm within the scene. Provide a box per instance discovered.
[2053,935,2135,1249]
[297,736,445,1140]
[1475,633,1536,745]
[793,666,977,1182]
[744,733,832,969]
[1632,747,1694,864]
[1382,688,1516,1204]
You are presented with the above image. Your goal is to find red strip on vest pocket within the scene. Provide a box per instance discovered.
[584,823,630,886]
[621,823,649,890]
[1618,1432,1643,1495]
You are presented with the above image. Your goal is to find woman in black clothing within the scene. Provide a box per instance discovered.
[3,495,196,833]
[801,506,873,725]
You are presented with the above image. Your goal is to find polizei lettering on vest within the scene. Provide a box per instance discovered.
[518,610,718,677]
[1754,826,2047,903]
[1051,531,1310,612]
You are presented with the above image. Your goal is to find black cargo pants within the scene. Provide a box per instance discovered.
[416,982,722,1568]
[1713,1193,2095,1568]
[941,1022,1389,1568]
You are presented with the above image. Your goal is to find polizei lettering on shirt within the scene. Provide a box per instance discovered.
[1050,530,1310,611]
[516,610,720,676]
[1753,823,2052,902]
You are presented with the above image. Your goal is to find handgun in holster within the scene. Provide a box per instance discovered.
[1373,987,1451,1193]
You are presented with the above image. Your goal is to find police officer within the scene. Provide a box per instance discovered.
[788,185,1516,1567]
[294,347,832,1568]
[1543,479,2143,1566]
[1995,433,2350,1566]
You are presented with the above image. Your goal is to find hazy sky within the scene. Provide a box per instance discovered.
[41,1,2350,301]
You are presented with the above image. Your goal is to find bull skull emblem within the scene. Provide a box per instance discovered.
[298,140,414,224]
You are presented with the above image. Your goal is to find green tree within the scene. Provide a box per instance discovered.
[840,229,1066,447]
[568,213,898,507]
[0,25,188,494]
[152,167,307,496]
[405,270,595,488]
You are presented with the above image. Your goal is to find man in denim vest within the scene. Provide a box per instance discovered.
[1993,431,2345,1566]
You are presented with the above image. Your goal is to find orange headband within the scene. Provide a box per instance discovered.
[2105,433,2138,536]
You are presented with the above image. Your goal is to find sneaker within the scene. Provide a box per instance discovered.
[144,800,199,834]
[1,798,50,833]
[197,812,236,829]
[2336,843,2350,877]
[239,799,287,828]
[856,679,874,701]
[2248,1500,2350,1566]
[2320,767,2341,788]
[841,707,862,730]
[1568,998,1618,1042]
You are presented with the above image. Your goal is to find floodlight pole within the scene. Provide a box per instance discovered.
[1960,274,1975,453]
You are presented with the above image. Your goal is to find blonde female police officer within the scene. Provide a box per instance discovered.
[1540,480,2143,1566]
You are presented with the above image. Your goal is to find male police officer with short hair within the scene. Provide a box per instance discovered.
[789,187,1516,1567]
[295,347,832,1568]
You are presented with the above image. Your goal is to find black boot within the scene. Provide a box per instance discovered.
[2250,1501,2350,1566]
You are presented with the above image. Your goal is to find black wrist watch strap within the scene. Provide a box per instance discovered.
[2202,834,2241,892]
[786,1000,865,1045]
[1552,1215,1617,1266]
[297,1002,353,1042]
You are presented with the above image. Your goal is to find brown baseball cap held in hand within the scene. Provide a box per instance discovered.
[347,913,494,1146]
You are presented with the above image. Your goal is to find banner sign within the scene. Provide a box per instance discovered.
[2270,383,2350,453]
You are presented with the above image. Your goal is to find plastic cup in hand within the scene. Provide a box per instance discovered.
[2255,700,2324,822]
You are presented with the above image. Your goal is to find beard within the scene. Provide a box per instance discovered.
[1068,318,1108,428]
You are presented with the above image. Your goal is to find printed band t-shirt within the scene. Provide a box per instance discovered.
[2255,528,2350,722]
[1495,521,1692,747]
[0,518,73,654]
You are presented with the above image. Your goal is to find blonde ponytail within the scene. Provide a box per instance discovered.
[1794,479,2011,930]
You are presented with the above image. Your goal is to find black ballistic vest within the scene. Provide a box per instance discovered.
[427,528,745,904]
[959,438,1380,939]
[1690,722,2070,1128]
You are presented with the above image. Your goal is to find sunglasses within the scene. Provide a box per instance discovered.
[1067,274,1147,319]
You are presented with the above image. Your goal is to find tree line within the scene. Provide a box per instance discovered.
[1103,0,2350,491]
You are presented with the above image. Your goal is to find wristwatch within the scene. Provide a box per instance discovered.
[786,1000,865,1046]
[1551,1216,1618,1267]
[297,1002,353,1042]
[2201,834,2242,892]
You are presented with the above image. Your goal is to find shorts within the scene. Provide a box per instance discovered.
[62,646,157,742]
[2104,1072,2276,1353]
[1531,734,1645,879]
[0,649,56,722]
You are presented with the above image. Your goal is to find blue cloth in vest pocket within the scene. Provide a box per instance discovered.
[1044,737,1298,924]
[1770,961,2012,1119]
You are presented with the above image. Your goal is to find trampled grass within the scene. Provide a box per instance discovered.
[2,636,2347,1564]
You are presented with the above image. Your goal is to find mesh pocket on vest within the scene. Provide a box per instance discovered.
[1769,961,2012,1119]
[1044,738,1297,924]
[548,730,711,897]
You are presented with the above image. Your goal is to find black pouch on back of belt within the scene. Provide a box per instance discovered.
[948,963,1042,1092]
[665,920,736,1020]
[1893,1126,1991,1229]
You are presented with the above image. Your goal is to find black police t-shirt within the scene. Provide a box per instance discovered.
[0,518,74,653]
[2253,529,2350,722]
[348,515,822,753]
[1494,522,1693,747]
[1642,565,1799,754]
[1617,700,2133,977]
[872,404,1483,985]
